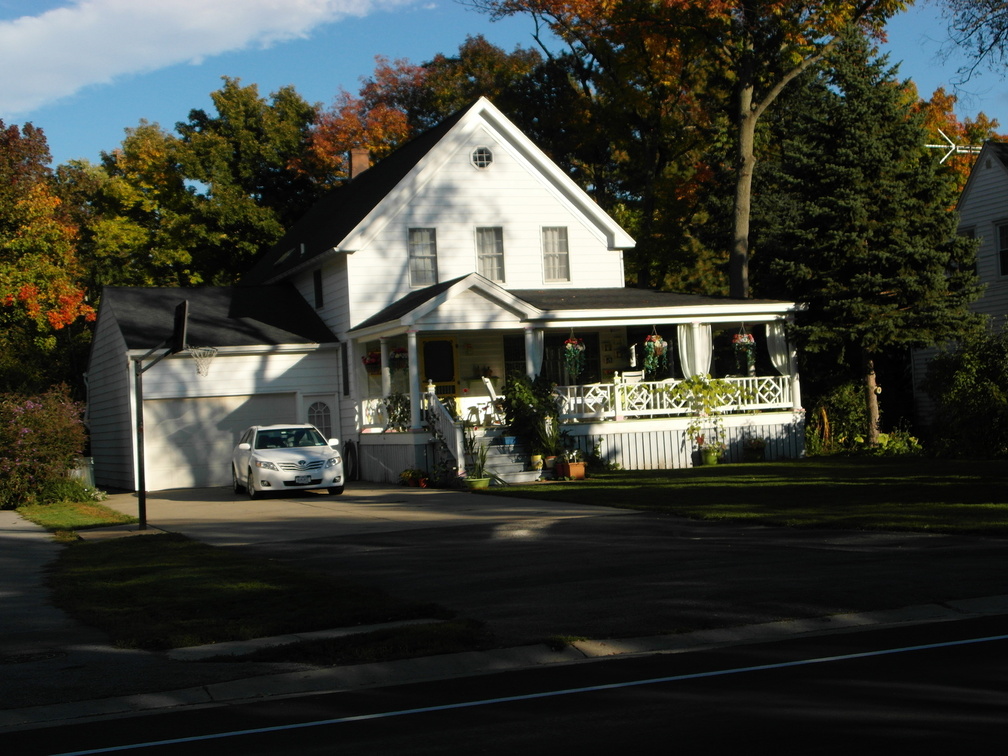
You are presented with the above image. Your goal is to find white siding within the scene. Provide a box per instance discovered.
[960,153,1008,320]
[345,129,625,328]
[86,304,135,490]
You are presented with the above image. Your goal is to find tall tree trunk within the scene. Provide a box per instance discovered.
[732,104,756,299]
[862,350,881,446]
[731,28,757,301]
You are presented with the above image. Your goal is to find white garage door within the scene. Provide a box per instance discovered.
[144,393,297,490]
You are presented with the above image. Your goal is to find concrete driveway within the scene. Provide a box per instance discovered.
[101,483,632,547]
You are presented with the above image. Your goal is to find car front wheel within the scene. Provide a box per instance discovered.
[247,470,259,500]
[327,486,344,495]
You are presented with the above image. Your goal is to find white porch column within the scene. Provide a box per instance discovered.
[407,329,422,430]
[379,337,391,397]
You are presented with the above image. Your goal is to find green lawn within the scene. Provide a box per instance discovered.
[489,457,1008,535]
[47,532,455,652]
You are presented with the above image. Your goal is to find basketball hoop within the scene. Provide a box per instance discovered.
[186,346,218,377]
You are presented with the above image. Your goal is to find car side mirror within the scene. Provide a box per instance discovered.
[328,438,339,447]
[238,442,251,451]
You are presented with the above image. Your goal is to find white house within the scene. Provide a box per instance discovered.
[87,97,805,491]
[912,141,1008,423]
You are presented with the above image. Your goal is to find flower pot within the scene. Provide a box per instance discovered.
[543,456,557,470]
[555,461,586,479]
[701,448,721,466]
[530,454,544,471]
[464,477,491,490]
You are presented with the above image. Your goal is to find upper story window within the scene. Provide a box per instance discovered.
[476,227,505,282]
[999,223,1008,277]
[542,227,571,283]
[408,228,438,286]
[471,147,493,169]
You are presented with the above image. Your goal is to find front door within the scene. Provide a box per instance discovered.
[420,337,458,398]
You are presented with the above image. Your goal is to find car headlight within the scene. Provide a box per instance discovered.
[255,459,278,471]
[325,455,341,468]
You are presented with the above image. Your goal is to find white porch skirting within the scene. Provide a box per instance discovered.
[353,410,805,483]
[559,411,805,470]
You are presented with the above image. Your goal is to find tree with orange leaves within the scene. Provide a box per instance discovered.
[470,0,909,297]
[913,85,1002,194]
[0,120,94,391]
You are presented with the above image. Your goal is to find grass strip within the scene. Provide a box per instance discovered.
[17,500,136,538]
[491,458,1008,536]
[47,532,452,651]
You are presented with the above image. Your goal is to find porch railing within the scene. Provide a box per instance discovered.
[423,390,465,464]
[554,375,793,422]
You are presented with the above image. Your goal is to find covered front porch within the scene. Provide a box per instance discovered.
[345,275,805,483]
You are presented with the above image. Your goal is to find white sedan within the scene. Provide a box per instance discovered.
[232,424,344,499]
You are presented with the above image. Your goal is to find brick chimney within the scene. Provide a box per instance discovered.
[349,148,371,179]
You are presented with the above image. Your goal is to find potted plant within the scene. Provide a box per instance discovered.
[536,415,563,470]
[555,447,586,479]
[399,468,426,486]
[742,435,767,462]
[697,437,725,466]
[463,424,492,489]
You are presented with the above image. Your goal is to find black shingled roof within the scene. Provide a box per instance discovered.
[242,106,471,286]
[101,285,337,350]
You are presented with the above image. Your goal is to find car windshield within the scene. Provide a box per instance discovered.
[254,428,328,450]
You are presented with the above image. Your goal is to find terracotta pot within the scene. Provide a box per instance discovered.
[555,461,586,479]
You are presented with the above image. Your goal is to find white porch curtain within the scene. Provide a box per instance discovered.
[677,323,712,378]
[525,328,544,378]
[765,322,795,376]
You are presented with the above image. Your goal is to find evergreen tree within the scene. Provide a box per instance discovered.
[752,31,982,444]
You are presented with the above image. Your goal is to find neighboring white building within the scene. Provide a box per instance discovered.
[912,141,1008,424]
[88,98,805,491]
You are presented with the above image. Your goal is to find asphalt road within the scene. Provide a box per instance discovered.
[10,615,1008,754]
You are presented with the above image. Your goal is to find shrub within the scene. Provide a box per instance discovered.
[922,327,1008,457]
[805,381,869,456]
[0,386,86,509]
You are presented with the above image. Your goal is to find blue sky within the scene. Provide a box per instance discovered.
[0,0,1005,168]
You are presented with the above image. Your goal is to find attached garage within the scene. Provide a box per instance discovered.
[87,286,340,492]
[143,393,298,490]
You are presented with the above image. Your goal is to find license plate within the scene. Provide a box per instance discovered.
[295,475,311,485]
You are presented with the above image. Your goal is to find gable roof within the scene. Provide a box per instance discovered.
[243,97,634,286]
[100,285,337,351]
[243,107,469,286]
[958,141,1008,211]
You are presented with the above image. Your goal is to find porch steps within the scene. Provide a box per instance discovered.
[476,429,542,486]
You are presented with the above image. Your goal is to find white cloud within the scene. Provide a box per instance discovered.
[0,0,408,116]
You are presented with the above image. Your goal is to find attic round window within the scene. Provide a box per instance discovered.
[471,147,493,169]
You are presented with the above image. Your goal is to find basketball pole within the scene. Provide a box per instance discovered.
[132,300,188,531]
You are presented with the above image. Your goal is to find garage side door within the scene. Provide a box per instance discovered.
[144,393,297,490]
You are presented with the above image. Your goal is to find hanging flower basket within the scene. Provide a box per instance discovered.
[564,336,586,378]
[362,351,381,375]
[644,333,668,375]
[389,347,408,370]
[733,332,756,374]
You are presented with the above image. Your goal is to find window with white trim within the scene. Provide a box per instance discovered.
[471,147,493,169]
[542,226,571,282]
[476,227,505,282]
[408,228,438,286]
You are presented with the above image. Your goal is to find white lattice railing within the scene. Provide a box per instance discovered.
[554,375,793,421]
